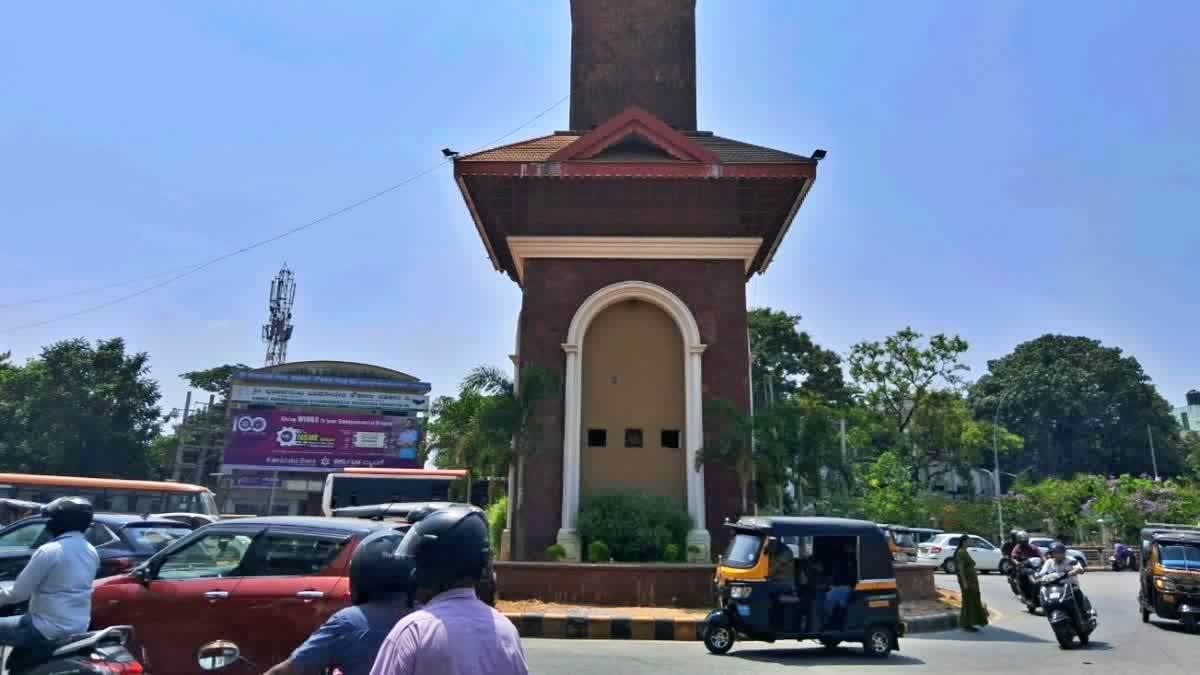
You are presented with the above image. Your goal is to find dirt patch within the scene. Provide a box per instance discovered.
[901,598,957,619]
[497,599,708,619]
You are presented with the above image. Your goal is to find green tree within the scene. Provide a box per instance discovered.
[969,335,1182,477]
[696,399,758,513]
[857,451,917,524]
[847,327,970,482]
[179,363,250,403]
[906,392,1023,489]
[749,308,850,409]
[461,364,560,559]
[0,338,164,478]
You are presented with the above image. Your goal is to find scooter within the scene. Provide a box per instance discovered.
[4,625,146,674]
[1038,570,1097,649]
[1110,543,1137,571]
[1007,556,1043,613]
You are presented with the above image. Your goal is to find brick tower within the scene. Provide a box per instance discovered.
[453,0,820,561]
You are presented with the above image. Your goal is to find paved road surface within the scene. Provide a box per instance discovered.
[526,572,1197,674]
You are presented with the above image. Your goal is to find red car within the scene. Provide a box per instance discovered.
[92,516,396,674]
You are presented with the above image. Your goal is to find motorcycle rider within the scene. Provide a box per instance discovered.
[265,527,416,675]
[1010,531,1041,563]
[1038,543,1094,617]
[371,505,527,675]
[1001,530,1019,559]
[0,497,98,648]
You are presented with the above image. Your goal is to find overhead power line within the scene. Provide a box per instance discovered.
[1,92,570,333]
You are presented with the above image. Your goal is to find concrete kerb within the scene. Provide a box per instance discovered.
[503,609,966,640]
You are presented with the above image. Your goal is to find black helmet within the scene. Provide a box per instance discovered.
[395,505,489,594]
[1051,542,1068,556]
[41,497,94,536]
[349,528,412,606]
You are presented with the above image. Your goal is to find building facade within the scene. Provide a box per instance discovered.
[454,0,820,560]
[218,361,430,515]
[1172,390,1200,434]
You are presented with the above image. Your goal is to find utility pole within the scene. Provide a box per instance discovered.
[1147,424,1159,480]
[171,392,192,481]
[992,394,1008,544]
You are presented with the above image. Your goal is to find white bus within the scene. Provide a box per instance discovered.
[321,467,468,516]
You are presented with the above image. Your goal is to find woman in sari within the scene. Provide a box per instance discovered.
[955,536,989,630]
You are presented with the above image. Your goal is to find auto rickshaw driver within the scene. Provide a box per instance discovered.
[766,538,797,626]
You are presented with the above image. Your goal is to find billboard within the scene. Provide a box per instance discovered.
[224,411,421,472]
[230,384,429,412]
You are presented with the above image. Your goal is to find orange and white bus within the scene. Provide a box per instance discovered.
[0,473,218,516]
[321,467,468,516]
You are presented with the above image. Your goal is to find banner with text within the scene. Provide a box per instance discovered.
[230,385,428,412]
[224,411,421,472]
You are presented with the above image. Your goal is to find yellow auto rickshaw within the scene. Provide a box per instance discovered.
[704,516,904,657]
[1138,524,1200,632]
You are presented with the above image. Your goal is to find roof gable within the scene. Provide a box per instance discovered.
[547,106,719,163]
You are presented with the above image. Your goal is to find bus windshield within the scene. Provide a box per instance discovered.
[323,474,458,515]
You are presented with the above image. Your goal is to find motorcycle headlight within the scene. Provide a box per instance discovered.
[730,585,752,600]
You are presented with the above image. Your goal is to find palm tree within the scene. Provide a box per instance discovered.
[462,364,560,559]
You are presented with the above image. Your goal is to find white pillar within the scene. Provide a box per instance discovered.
[556,344,582,561]
[685,344,711,562]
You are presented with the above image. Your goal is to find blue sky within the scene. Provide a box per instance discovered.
[1,1,1197,417]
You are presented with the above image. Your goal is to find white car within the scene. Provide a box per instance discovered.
[1029,537,1088,569]
[917,533,1004,574]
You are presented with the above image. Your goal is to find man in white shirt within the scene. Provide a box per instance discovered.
[0,497,99,647]
[1038,542,1094,617]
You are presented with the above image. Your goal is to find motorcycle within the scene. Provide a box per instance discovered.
[196,640,341,674]
[1110,543,1137,571]
[1007,556,1043,613]
[4,625,146,674]
[1038,569,1097,649]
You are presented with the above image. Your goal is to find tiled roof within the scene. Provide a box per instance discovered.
[459,133,812,164]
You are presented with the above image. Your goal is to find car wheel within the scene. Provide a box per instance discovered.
[703,625,735,655]
[942,558,957,575]
[863,626,894,658]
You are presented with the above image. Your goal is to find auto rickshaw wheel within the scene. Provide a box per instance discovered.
[820,639,841,650]
[1141,609,1150,623]
[1184,615,1198,634]
[863,626,894,658]
[703,625,735,655]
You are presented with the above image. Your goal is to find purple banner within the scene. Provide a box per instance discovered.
[225,410,421,472]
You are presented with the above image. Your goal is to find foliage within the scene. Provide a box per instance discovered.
[751,394,848,511]
[664,543,681,562]
[587,540,611,563]
[969,335,1183,478]
[545,544,567,562]
[428,389,492,473]
[906,393,1023,489]
[577,492,692,562]
[696,399,758,512]
[486,496,508,552]
[1086,475,1200,543]
[461,365,561,474]
[179,364,250,402]
[848,327,970,437]
[0,339,164,478]
[748,308,850,408]
[1183,434,1200,477]
[857,451,917,524]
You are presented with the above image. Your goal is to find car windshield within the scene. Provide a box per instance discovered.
[123,524,194,552]
[1158,543,1200,571]
[723,533,764,569]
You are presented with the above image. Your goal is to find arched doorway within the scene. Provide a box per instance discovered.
[580,299,685,504]
[557,281,710,561]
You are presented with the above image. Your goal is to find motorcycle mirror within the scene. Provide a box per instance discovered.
[197,640,241,671]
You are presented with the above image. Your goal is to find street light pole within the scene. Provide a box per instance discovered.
[992,394,1007,544]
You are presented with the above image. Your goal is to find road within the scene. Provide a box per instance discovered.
[526,571,1198,674]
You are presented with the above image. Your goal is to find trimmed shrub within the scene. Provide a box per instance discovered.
[545,544,567,561]
[486,496,508,552]
[578,492,692,562]
[587,540,611,562]
[663,543,681,562]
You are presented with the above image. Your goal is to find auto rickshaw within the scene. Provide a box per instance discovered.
[880,524,918,563]
[1138,524,1200,632]
[704,516,904,657]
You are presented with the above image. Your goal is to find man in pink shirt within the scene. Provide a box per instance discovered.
[370,506,527,675]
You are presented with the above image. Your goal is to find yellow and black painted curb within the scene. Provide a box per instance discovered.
[503,610,963,640]
[503,613,704,640]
